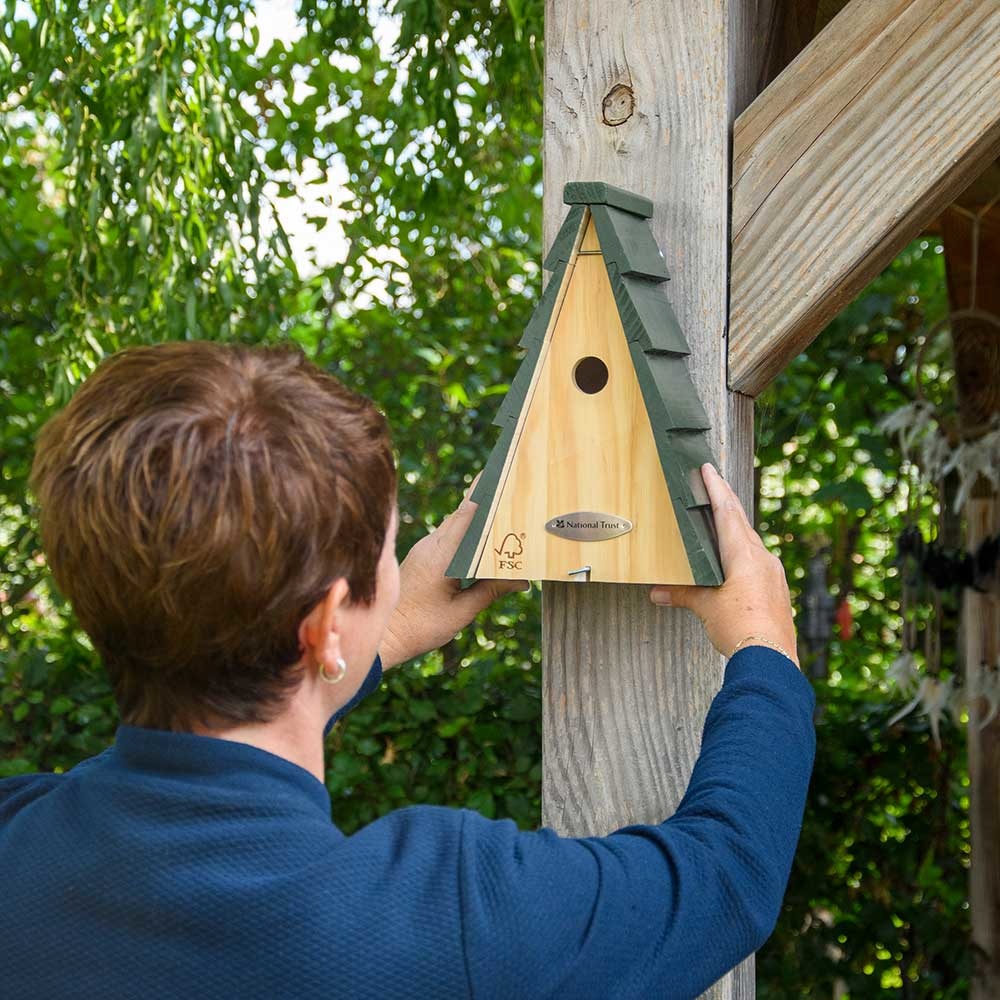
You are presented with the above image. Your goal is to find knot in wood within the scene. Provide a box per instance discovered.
[601,84,634,127]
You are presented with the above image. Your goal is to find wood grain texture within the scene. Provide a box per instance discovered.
[475,246,697,585]
[729,0,1000,396]
[542,2,771,996]
[461,210,588,579]
[579,215,601,253]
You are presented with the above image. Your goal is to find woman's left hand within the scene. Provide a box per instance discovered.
[379,474,530,670]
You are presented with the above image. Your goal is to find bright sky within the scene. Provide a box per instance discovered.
[9,1,405,291]
[252,0,302,53]
[250,0,346,276]
[250,0,402,281]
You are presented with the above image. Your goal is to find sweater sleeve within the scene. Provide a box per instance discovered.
[457,646,816,1000]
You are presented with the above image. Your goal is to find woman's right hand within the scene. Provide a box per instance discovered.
[649,463,800,669]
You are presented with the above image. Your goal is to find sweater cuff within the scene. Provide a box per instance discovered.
[724,644,816,715]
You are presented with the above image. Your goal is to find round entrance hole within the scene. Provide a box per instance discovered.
[573,355,609,394]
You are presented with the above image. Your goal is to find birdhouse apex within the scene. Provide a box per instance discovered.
[446,183,724,588]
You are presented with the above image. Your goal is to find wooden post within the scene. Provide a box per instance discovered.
[941,197,1000,1000]
[540,3,773,997]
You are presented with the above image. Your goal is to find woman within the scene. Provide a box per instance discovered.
[1,341,814,999]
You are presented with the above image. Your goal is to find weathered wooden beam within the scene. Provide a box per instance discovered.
[542,2,774,997]
[728,0,1000,397]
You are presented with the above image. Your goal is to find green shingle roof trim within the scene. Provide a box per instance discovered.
[563,181,654,219]
[626,337,723,585]
[638,353,712,431]
[542,205,586,272]
[607,263,689,355]
[446,182,724,586]
[519,258,571,351]
[683,506,724,585]
[494,258,570,426]
[591,204,669,282]
[662,430,716,509]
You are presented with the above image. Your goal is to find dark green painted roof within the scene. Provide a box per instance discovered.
[591,205,669,281]
[446,184,723,587]
[607,263,687,354]
[542,204,586,271]
[563,181,653,219]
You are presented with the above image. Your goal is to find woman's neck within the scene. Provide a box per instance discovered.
[189,698,328,783]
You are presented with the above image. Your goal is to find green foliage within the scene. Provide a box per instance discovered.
[327,644,543,832]
[761,689,970,998]
[756,238,958,690]
[2,0,546,830]
[1,2,970,996]
[753,241,970,996]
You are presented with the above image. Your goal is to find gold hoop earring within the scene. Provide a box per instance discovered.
[319,656,347,684]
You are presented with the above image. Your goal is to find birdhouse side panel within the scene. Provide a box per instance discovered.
[446,250,583,583]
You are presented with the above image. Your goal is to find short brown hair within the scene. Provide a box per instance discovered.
[30,340,397,731]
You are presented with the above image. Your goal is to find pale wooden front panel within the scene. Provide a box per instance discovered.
[474,244,695,585]
[579,216,602,252]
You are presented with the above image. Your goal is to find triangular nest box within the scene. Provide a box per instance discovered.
[446,182,724,588]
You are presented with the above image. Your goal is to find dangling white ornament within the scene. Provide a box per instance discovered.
[886,651,920,696]
[887,675,932,729]
[886,674,955,750]
[923,675,954,750]
[877,401,938,463]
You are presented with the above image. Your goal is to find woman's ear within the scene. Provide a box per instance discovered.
[298,578,351,664]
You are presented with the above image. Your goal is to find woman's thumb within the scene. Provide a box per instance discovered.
[649,584,705,614]
[459,578,531,615]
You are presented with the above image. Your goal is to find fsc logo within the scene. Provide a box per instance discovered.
[495,531,525,570]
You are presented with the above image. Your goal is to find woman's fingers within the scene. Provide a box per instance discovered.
[716,472,766,550]
[702,464,755,537]
[434,472,483,539]
[650,465,798,665]
[700,464,758,573]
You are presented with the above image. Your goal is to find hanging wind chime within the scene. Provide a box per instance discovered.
[883,190,1000,748]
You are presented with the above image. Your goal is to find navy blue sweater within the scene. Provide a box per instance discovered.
[0,646,815,999]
